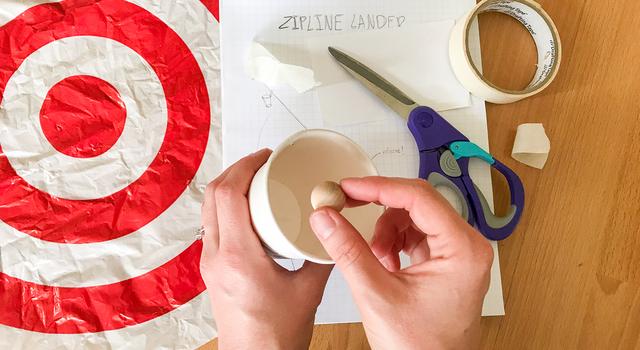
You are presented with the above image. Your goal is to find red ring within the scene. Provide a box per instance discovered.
[0,0,210,243]
[0,241,206,333]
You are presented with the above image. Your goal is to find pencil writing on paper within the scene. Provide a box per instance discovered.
[278,14,406,32]
[371,146,405,161]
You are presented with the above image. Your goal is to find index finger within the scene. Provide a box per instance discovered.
[340,177,472,258]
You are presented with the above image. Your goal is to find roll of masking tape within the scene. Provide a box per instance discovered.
[449,0,561,104]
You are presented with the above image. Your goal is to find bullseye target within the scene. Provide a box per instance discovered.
[0,0,220,348]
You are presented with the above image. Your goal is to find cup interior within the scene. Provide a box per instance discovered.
[267,130,382,262]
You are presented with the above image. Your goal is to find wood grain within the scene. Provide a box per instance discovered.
[201,0,640,348]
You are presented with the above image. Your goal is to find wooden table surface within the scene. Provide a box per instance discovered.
[202,0,640,348]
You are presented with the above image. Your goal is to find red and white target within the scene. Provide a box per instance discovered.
[0,0,220,348]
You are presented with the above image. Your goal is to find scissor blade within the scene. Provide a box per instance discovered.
[328,47,418,120]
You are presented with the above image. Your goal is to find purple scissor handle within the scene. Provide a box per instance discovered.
[328,47,525,240]
[408,106,525,241]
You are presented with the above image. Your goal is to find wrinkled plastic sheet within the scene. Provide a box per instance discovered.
[0,0,221,348]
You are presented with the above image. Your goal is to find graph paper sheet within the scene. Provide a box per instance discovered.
[221,0,505,323]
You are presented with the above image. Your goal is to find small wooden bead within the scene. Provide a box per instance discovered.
[310,181,346,211]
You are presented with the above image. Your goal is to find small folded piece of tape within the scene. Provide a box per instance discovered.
[512,123,551,169]
[245,41,320,93]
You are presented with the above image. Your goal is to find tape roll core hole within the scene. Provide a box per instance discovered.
[475,12,537,91]
[467,1,559,94]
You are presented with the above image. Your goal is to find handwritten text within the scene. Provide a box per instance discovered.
[278,14,406,32]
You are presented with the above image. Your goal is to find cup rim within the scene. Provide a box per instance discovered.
[262,129,380,264]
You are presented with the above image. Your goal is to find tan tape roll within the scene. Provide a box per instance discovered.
[449,0,562,104]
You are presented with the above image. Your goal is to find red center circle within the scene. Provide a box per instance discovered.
[40,75,127,158]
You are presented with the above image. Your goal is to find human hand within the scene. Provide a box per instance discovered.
[200,149,333,350]
[309,177,494,350]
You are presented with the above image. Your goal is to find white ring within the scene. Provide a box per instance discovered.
[0,36,167,200]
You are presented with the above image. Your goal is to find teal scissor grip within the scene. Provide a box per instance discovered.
[450,141,495,165]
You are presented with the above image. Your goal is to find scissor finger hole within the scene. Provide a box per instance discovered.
[435,185,464,216]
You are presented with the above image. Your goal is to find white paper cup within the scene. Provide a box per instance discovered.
[249,129,383,264]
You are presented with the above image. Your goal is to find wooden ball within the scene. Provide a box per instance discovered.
[311,181,346,211]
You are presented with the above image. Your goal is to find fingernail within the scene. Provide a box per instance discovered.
[310,211,336,239]
[339,178,358,187]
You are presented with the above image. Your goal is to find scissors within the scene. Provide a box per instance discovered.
[328,47,524,241]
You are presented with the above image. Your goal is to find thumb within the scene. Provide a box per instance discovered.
[309,208,386,286]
